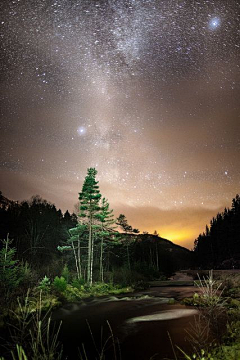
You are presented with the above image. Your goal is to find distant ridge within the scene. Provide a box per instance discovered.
[122,233,193,270]
[130,232,191,252]
[0,191,17,209]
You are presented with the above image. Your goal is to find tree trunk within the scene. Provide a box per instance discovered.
[72,241,80,280]
[77,237,82,279]
[150,247,153,267]
[99,224,104,282]
[90,231,94,286]
[3,234,9,271]
[127,241,131,270]
[87,219,92,285]
[156,243,159,270]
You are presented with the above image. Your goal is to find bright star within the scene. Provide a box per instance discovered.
[209,17,220,29]
[77,126,86,135]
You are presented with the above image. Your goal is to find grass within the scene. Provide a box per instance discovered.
[78,321,121,360]
[0,282,133,360]
[179,270,240,360]
[1,291,63,360]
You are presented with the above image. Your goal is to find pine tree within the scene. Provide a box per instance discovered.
[79,168,101,285]
[116,214,132,232]
[58,211,85,281]
[95,197,116,282]
[194,194,240,268]
[0,234,20,297]
[68,224,88,280]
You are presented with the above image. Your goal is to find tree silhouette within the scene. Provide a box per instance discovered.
[194,194,240,268]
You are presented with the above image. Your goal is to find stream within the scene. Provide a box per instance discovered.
[53,279,201,360]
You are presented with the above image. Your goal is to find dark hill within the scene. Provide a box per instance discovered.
[0,191,16,209]
[0,191,194,276]
[115,233,194,275]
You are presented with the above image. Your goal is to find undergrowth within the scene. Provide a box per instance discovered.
[178,270,240,360]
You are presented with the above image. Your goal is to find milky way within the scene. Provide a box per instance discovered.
[0,0,240,247]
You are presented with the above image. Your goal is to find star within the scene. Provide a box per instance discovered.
[77,127,86,136]
[209,17,221,30]
[0,0,239,249]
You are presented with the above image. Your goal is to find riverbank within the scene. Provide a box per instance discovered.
[52,287,200,360]
[2,271,240,359]
[0,278,200,360]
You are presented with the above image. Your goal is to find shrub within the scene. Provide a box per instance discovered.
[61,264,70,283]
[53,276,67,292]
[64,285,83,301]
[38,276,51,292]
[71,278,85,289]
[133,262,160,280]
[111,267,146,287]
[0,236,20,296]
[195,270,226,308]
[18,262,38,289]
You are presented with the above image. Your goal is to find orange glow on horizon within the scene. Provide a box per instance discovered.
[153,229,196,249]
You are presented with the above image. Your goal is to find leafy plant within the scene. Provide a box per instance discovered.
[71,277,85,289]
[53,276,67,292]
[38,276,51,292]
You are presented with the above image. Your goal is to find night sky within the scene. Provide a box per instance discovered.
[0,0,239,248]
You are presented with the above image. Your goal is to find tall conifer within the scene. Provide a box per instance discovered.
[79,168,101,285]
[95,197,116,282]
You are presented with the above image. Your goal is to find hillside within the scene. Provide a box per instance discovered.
[0,191,193,277]
[0,191,16,209]
[114,233,194,275]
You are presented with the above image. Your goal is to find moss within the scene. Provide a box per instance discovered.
[227,298,240,309]
[60,282,133,302]
[82,283,133,297]
[182,294,203,306]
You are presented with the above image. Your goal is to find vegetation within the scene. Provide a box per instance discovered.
[194,194,240,269]
[0,291,62,360]
[0,168,192,358]
[180,271,240,360]
[1,175,239,359]
[0,235,21,298]
[0,168,192,293]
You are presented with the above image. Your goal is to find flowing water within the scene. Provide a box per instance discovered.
[53,285,201,360]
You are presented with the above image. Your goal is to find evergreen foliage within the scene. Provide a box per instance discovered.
[0,234,20,295]
[38,276,51,292]
[0,183,193,291]
[116,214,133,232]
[0,195,77,268]
[194,194,240,268]
[53,276,67,292]
[77,167,102,285]
[61,264,70,283]
[95,197,117,282]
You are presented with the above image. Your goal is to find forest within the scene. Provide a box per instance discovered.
[194,194,240,269]
[0,168,192,292]
[1,168,240,360]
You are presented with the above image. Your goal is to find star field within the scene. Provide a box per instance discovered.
[0,0,240,248]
